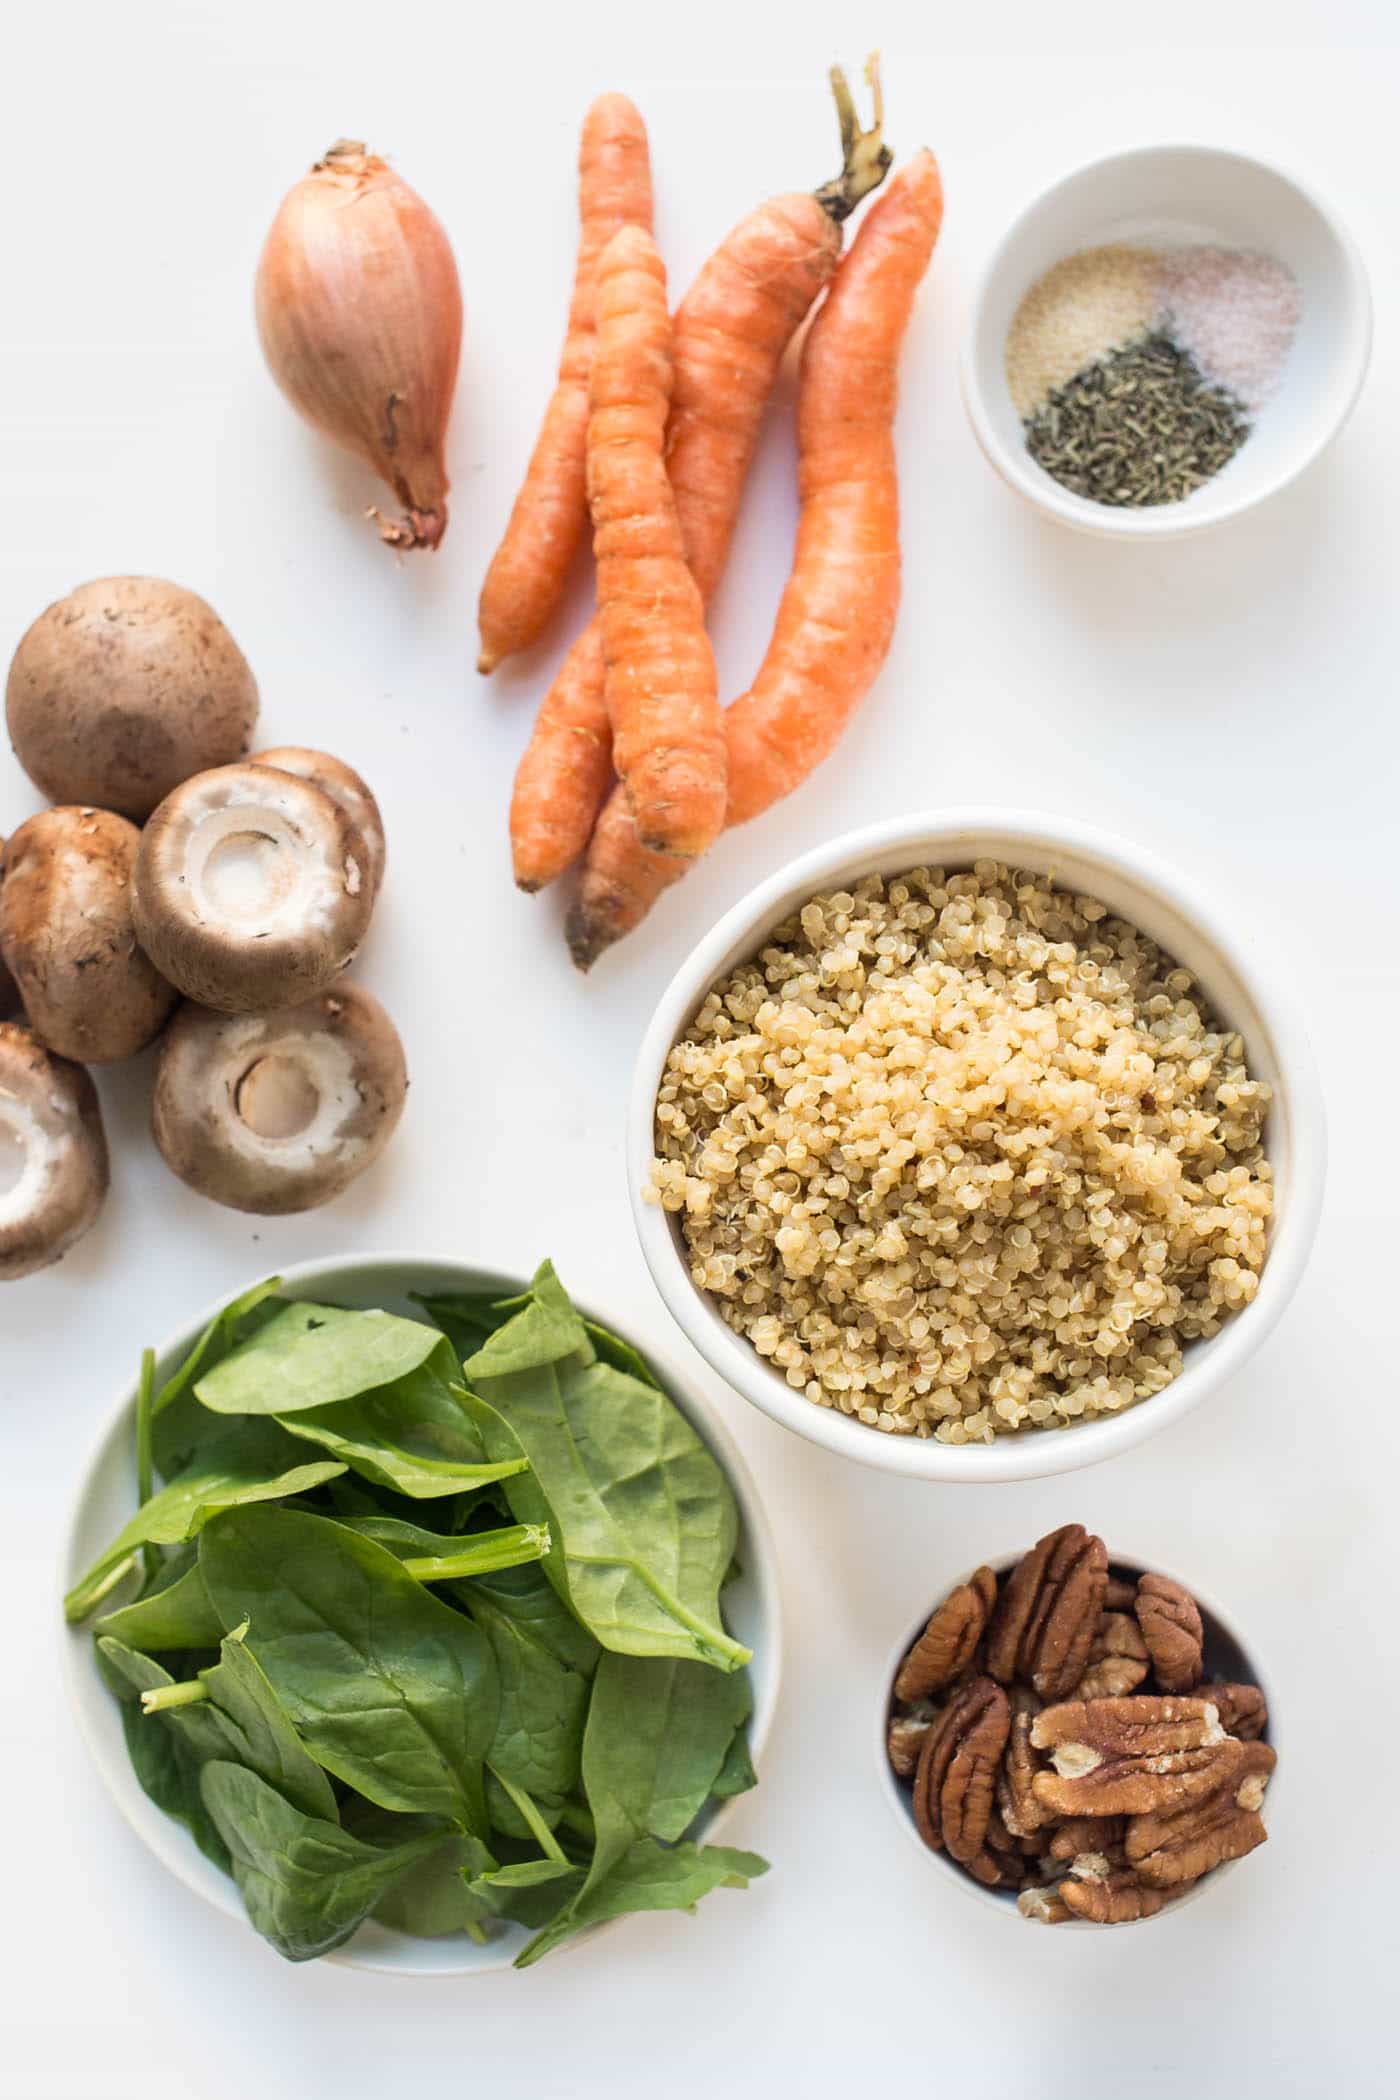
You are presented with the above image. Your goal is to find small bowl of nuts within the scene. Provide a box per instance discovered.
[630,808,1324,1482]
[878,1524,1277,1927]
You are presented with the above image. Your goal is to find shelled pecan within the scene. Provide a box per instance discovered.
[986,1524,1107,1700]
[996,1687,1048,1838]
[912,1676,1010,1884]
[1135,1573,1205,1692]
[1126,1741,1276,1886]
[894,1566,997,1702]
[1073,1611,1150,1701]
[1058,1870,1176,1924]
[1031,1695,1238,1818]
[1203,1681,1268,1741]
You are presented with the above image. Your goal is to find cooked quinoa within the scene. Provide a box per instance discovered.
[646,862,1273,1442]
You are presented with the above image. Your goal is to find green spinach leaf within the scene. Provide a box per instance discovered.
[200,1508,499,1834]
[66,1429,346,1622]
[467,1857,584,1930]
[580,1653,753,1851]
[149,1278,284,1480]
[200,1761,445,1962]
[95,1639,233,1874]
[334,1515,548,1580]
[461,1557,601,1679]
[461,1278,748,1669]
[468,1589,589,1802]
[195,1301,446,1414]
[95,1549,225,1652]
[198,1627,338,1822]
[517,1839,768,1967]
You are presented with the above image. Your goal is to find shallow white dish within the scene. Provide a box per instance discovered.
[961,142,1372,539]
[63,1252,781,1977]
[629,807,1325,1483]
[875,1547,1280,1928]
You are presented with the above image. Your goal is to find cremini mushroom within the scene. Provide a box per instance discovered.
[132,763,372,1012]
[0,1022,109,1279]
[6,577,259,820]
[0,808,177,1063]
[251,746,386,905]
[0,839,19,1018]
[151,981,407,1214]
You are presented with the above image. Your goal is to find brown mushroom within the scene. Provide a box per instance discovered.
[0,808,176,1062]
[6,577,259,820]
[151,981,406,1213]
[132,764,372,1013]
[0,839,20,1018]
[251,747,386,906]
[0,1022,109,1279]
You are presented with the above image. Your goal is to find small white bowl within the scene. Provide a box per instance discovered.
[875,1549,1279,1928]
[628,808,1325,1484]
[962,143,1372,538]
[63,1253,781,1977]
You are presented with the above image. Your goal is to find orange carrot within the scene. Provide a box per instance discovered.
[477,94,652,675]
[568,148,944,968]
[511,63,890,892]
[587,224,725,861]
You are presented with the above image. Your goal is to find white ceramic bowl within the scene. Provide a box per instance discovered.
[875,1548,1279,1928]
[63,1253,781,1977]
[962,143,1372,538]
[628,808,1325,1483]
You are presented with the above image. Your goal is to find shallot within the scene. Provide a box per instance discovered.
[256,140,463,551]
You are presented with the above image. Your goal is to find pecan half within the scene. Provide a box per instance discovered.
[1030,1695,1238,1817]
[997,1687,1048,1838]
[1074,1613,1151,1700]
[887,1700,938,1779]
[1126,1741,1276,1887]
[986,1525,1108,1700]
[1058,1870,1175,1924]
[1203,1681,1268,1741]
[894,1566,997,1701]
[1047,1815,1126,1863]
[912,1674,1010,1882]
[1135,1573,1204,1692]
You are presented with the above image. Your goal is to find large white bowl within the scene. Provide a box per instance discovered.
[962,143,1372,539]
[63,1253,781,1977]
[875,1547,1280,1929]
[628,809,1325,1484]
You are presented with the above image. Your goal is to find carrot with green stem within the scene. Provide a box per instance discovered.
[588,224,724,860]
[477,94,652,676]
[568,147,945,969]
[510,59,891,892]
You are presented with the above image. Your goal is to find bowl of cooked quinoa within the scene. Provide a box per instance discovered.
[629,810,1324,1481]
[961,143,1371,539]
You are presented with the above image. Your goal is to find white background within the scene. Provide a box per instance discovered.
[1,2,1394,2093]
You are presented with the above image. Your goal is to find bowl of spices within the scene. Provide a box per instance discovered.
[628,808,1325,1482]
[962,143,1371,537]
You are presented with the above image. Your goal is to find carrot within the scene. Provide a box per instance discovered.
[588,224,724,860]
[568,148,944,968]
[476,94,652,675]
[511,61,890,892]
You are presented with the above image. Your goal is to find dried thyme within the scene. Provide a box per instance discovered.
[1023,333,1251,508]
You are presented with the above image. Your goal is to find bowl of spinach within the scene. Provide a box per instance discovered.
[63,1255,778,1973]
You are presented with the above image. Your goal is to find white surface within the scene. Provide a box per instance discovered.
[1,2,1395,2094]
[629,807,1325,1479]
[62,1256,779,1975]
[961,144,1373,536]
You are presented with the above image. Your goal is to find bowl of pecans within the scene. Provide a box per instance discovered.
[877,1524,1277,1926]
[961,143,1371,538]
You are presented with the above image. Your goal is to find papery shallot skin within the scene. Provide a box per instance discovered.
[255,141,462,551]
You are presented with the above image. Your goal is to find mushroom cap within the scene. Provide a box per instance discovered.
[5,576,258,820]
[0,1021,109,1279]
[0,838,20,1019]
[251,746,386,907]
[151,981,407,1215]
[132,763,373,1013]
[0,807,177,1063]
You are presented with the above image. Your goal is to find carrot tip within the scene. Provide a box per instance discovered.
[564,906,608,973]
[515,875,543,895]
[477,650,500,675]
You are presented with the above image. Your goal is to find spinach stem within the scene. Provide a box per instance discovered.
[135,1348,157,1578]
[486,1765,568,1866]
[141,1678,210,1716]
[402,1525,549,1584]
[64,1552,139,1622]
